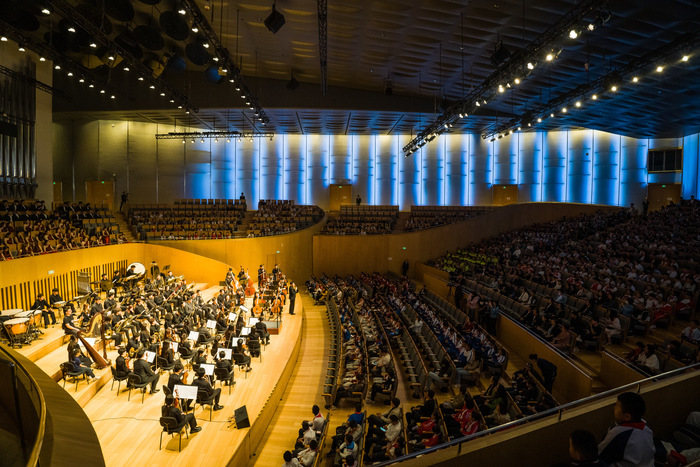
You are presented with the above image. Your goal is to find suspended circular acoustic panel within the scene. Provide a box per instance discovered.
[115,32,143,59]
[134,25,164,51]
[168,55,187,73]
[159,11,189,41]
[105,0,134,22]
[185,43,209,66]
[205,65,224,83]
[76,4,113,35]
[6,7,40,31]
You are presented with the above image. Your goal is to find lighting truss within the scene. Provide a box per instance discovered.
[155,131,274,140]
[482,30,700,140]
[318,0,328,96]
[402,0,609,155]
[46,0,196,112]
[180,0,269,125]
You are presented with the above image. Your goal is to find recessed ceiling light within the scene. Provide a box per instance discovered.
[611,85,617,91]
[527,62,534,70]
[537,118,542,122]
[632,77,638,82]
[0,37,8,42]
[682,55,689,62]
[656,65,664,72]
[592,94,598,100]
[18,47,25,52]
[110,95,115,99]
[67,72,73,77]
[546,53,554,61]
[123,66,130,71]
[575,101,581,107]
[514,78,520,84]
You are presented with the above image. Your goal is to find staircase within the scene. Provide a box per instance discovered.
[392,211,412,233]
[233,211,256,238]
[112,211,138,242]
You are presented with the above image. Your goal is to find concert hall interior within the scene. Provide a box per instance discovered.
[2,1,700,466]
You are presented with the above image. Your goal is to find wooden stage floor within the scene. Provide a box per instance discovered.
[82,298,302,467]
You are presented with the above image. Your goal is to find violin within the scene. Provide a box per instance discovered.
[253,303,262,318]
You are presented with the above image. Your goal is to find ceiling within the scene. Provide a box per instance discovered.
[6,0,700,138]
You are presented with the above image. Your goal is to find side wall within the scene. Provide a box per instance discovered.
[52,123,700,210]
[312,202,614,277]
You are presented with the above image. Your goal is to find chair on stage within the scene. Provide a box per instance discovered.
[248,340,262,362]
[60,362,86,392]
[195,389,216,421]
[110,367,129,394]
[232,354,249,379]
[159,416,189,452]
[214,367,234,395]
[127,374,149,403]
[157,357,175,374]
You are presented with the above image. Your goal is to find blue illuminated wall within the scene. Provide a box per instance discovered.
[54,121,700,210]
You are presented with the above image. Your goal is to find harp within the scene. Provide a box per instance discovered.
[79,311,110,369]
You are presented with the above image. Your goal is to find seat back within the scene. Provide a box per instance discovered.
[160,416,178,433]
[214,367,231,381]
[127,373,144,386]
[61,362,77,373]
[197,388,214,404]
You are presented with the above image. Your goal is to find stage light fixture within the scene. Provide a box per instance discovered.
[682,55,689,62]
[41,8,51,15]
[592,94,597,99]
[1,37,8,42]
[90,42,97,48]
[575,101,581,107]
[546,53,554,61]
[18,47,25,52]
[527,62,535,69]
[656,65,664,72]
[569,29,578,39]
[67,27,75,33]
[587,23,595,31]
[632,77,638,82]
[124,66,130,71]
[611,85,617,91]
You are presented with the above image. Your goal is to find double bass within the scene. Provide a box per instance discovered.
[245,269,256,297]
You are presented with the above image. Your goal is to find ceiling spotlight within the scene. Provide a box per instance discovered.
[569,29,578,39]
[575,101,581,107]
[40,57,46,62]
[537,118,542,123]
[517,127,521,131]
[79,77,85,83]
[90,42,97,48]
[182,139,186,144]
[160,92,165,96]
[592,94,598,100]
[214,138,218,143]
[200,138,205,143]
[88,84,94,88]
[178,8,186,15]
[67,72,73,77]
[483,100,487,105]
[110,95,115,99]
[444,123,449,129]
[514,78,520,84]
[245,101,250,105]
[41,8,50,15]
[1,37,8,42]
[149,85,155,89]
[185,110,190,114]
[249,106,254,110]
[191,139,195,143]
[18,47,25,52]
[611,85,617,91]
[138,76,144,81]
[226,138,231,143]
[54,65,61,70]
[508,130,513,134]
[67,27,76,33]
[632,76,638,82]
[527,123,531,127]
[587,23,595,31]
[527,62,534,69]
[550,113,555,118]
[178,105,183,109]
[562,107,567,113]
[475,101,481,107]
[123,66,130,71]
[656,65,664,72]
[229,79,234,83]
[498,85,505,93]
[100,89,105,93]
[192,26,199,33]
[203,43,209,48]
[213,57,219,62]
[682,55,689,62]
[458,113,464,118]
[237,137,241,142]
[107,55,115,61]
[546,53,554,61]
[235,86,241,91]
[169,99,175,103]
[249,138,253,142]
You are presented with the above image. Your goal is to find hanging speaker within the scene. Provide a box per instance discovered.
[264,5,285,34]
[234,405,250,428]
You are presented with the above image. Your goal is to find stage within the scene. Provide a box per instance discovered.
[81,299,302,466]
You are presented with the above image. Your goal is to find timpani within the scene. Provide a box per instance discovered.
[4,317,29,348]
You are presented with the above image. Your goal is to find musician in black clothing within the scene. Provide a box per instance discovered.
[33,293,55,327]
[257,265,265,289]
[115,347,130,377]
[272,264,281,282]
[133,349,160,394]
[104,291,117,310]
[99,273,112,293]
[162,394,201,433]
[168,364,192,411]
[289,282,298,315]
[62,308,81,336]
[192,367,223,410]
[90,297,104,317]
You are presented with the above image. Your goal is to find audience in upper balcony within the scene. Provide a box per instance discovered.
[248,200,322,237]
[405,206,488,232]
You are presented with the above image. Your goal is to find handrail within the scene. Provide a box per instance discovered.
[371,362,700,466]
[0,345,46,467]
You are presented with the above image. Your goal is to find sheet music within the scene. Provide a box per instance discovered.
[228,312,238,321]
[206,319,217,329]
[144,350,156,363]
[169,341,179,352]
[219,348,233,360]
[230,337,246,348]
[173,384,198,400]
[248,317,259,326]
[200,363,215,376]
[239,305,249,313]
[240,328,251,336]
[188,331,199,341]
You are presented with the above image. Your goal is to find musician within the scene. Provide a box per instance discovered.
[115,347,130,377]
[182,297,195,316]
[62,308,81,336]
[133,349,160,394]
[192,367,223,411]
[33,293,56,327]
[238,267,247,285]
[255,322,271,345]
[193,348,208,366]
[99,273,112,293]
[90,296,104,317]
[233,342,252,371]
[125,264,138,279]
[104,291,117,310]
[289,282,298,315]
[124,265,138,291]
[49,288,64,305]
[193,290,203,308]
[215,350,234,386]
[272,264,281,282]
[112,270,122,287]
[257,265,265,289]
[72,348,96,380]
[67,335,93,367]
[225,268,235,288]
[150,261,160,280]
[163,394,201,433]
[134,298,147,315]
[160,340,176,366]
